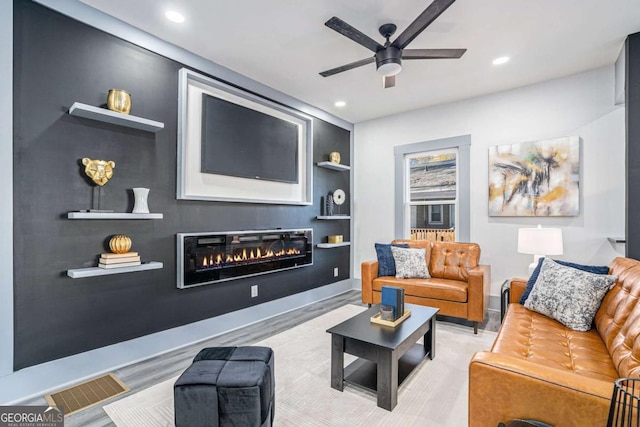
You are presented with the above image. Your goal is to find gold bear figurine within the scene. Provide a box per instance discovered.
[82,158,115,186]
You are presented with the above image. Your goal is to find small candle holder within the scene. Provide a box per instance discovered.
[379,305,394,321]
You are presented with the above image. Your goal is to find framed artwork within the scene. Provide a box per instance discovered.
[177,68,313,205]
[488,136,580,216]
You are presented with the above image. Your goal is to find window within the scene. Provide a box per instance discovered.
[394,134,470,242]
[428,205,443,224]
[406,149,457,240]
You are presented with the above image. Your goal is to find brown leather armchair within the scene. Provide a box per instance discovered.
[361,240,490,333]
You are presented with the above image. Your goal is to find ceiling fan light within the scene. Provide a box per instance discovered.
[377,62,402,76]
[375,46,402,76]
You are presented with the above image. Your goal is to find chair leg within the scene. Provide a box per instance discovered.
[473,321,478,334]
[368,304,372,308]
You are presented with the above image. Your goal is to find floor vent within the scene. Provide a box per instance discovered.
[44,373,130,416]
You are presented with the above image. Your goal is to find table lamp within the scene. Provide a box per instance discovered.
[517,225,563,274]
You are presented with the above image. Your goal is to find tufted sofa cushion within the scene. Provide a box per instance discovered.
[372,276,468,302]
[429,241,480,281]
[595,258,640,353]
[492,304,618,382]
[594,257,640,378]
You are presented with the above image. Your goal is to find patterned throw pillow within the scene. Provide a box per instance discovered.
[519,257,610,304]
[390,247,430,279]
[375,243,410,277]
[524,258,617,331]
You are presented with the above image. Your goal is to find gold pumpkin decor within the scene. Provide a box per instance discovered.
[329,152,341,164]
[109,235,132,254]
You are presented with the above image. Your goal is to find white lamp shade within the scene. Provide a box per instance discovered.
[517,226,563,256]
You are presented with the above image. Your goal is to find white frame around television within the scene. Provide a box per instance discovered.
[177,68,313,205]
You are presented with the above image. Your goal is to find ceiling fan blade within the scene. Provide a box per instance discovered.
[402,48,466,59]
[319,57,376,77]
[391,0,456,50]
[325,16,384,53]
[383,75,396,89]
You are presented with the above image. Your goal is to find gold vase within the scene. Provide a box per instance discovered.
[107,89,132,114]
[329,152,341,164]
[109,235,132,254]
[328,235,343,244]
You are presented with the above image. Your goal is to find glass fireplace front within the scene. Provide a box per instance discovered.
[177,229,313,288]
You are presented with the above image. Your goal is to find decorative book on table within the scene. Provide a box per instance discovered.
[98,252,141,269]
[381,285,405,321]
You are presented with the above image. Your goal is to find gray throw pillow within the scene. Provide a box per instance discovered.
[524,258,616,331]
[390,247,430,279]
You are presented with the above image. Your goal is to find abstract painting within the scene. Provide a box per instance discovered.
[488,136,580,216]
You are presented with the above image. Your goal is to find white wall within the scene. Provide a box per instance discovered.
[0,0,13,377]
[354,66,625,300]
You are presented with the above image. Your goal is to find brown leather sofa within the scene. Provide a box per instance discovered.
[469,257,640,427]
[361,240,490,333]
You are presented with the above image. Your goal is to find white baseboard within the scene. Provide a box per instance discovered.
[0,279,356,404]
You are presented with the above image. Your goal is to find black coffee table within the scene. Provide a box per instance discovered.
[326,303,439,411]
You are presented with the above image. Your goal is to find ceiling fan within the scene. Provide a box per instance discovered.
[319,0,466,88]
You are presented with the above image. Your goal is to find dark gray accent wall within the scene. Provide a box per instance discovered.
[13,0,351,369]
[627,32,640,259]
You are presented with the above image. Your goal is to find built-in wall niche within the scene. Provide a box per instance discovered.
[177,69,313,205]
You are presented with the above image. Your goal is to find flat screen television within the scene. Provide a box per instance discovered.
[201,93,299,184]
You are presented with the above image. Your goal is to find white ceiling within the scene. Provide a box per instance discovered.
[79,0,640,123]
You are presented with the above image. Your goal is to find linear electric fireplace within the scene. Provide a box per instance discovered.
[177,229,313,288]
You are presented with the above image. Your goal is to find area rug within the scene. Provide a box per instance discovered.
[103,305,496,426]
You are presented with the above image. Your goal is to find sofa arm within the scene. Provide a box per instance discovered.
[510,278,528,304]
[361,261,378,304]
[469,351,613,427]
[467,264,490,323]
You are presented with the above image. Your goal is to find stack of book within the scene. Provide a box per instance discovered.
[381,285,405,320]
[99,252,141,269]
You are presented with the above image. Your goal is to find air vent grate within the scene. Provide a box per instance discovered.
[44,373,130,416]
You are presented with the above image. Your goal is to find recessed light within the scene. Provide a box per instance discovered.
[334,101,347,108]
[165,10,185,23]
[492,56,510,65]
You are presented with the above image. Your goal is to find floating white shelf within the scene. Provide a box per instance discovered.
[316,215,351,220]
[608,237,626,244]
[317,242,351,248]
[316,161,350,171]
[69,102,165,132]
[67,261,163,279]
[67,212,163,220]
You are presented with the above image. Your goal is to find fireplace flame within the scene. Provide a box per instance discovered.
[201,246,302,268]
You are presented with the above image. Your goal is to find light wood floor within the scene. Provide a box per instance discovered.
[21,290,500,427]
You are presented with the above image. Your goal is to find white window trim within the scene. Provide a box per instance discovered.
[394,135,471,242]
